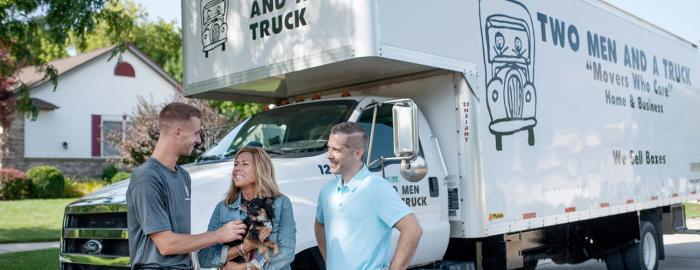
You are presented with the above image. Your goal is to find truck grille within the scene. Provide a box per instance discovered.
[61,203,130,269]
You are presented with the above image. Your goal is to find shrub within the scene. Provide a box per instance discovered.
[0,168,32,200]
[110,171,131,183]
[27,166,65,198]
[64,178,105,198]
[101,164,118,181]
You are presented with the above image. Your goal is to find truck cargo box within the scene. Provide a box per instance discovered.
[184,0,700,238]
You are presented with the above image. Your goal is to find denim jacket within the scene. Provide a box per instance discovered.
[198,194,296,270]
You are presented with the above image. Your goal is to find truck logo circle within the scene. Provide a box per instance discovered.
[83,239,103,255]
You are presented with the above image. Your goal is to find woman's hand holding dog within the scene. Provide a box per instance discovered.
[215,220,247,244]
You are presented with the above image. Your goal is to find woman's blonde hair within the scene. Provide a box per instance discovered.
[225,146,282,205]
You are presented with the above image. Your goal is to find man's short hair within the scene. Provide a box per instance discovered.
[159,102,202,131]
[330,122,368,150]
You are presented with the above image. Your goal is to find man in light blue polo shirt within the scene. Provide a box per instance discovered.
[315,122,423,270]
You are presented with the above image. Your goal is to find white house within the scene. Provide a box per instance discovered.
[1,44,180,178]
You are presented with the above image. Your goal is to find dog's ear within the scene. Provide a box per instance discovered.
[264,198,273,206]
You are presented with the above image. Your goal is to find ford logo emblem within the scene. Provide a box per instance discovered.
[83,239,103,255]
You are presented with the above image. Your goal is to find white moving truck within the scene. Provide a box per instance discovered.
[60,1,700,269]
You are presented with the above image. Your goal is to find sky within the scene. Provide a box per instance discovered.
[134,0,700,45]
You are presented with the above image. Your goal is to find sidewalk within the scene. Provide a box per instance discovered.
[0,241,59,255]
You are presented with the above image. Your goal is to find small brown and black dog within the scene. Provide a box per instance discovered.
[226,197,279,262]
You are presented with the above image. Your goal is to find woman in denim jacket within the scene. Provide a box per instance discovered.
[199,146,296,270]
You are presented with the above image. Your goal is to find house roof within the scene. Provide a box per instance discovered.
[15,43,182,91]
[30,98,59,110]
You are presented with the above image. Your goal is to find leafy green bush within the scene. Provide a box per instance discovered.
[0,168,32,200]
[110,172,131,183]
[101,164,118,181]
[63,178,105,198]
[27,166,65,199]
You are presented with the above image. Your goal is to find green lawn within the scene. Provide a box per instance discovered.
[0,248,58,270]
[685,202,700,219]
[0,198,77,243]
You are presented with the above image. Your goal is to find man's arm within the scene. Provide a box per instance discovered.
[314,219,327,262]
[389,214,422,270]
[150,220,246,256]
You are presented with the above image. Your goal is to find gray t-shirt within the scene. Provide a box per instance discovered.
[127,157,192,270]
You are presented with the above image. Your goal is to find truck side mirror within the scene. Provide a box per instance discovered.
[392,100,426,182]
[392,101,419,158]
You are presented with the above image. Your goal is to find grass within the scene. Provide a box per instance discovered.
[0,248,58,270]
[685,202,700,219]
[0,198,77,243]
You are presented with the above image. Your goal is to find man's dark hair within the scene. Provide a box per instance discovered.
[158,102,202,131]
[330,122,368,150]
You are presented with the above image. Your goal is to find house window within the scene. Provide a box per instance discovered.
[114,61,135,77]
[101,117,124,157]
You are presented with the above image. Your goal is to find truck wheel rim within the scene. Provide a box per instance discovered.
[642,232,657,269]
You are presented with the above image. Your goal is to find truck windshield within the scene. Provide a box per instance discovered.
[219,100,357,158]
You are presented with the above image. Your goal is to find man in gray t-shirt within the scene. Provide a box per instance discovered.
[127,102,246,270]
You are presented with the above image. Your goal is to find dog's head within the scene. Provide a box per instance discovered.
[246,197,275,222]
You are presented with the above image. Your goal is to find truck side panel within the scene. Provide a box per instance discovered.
[466,0,700,237]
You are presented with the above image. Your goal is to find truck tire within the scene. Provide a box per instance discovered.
[291,247,325,270]
[623,221,660,270]
[522,259,538,270]
[604,250,624,270]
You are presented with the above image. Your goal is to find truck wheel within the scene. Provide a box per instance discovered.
[604,250,624,269]
[291,247,325,270]
[623,221,660,270]
[522,259,538,270]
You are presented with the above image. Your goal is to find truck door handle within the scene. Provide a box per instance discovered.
[429,177,439,197]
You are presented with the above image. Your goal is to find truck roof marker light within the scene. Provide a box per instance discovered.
[564,207,576,213]
[672,193,679,197]
[279,99,290,105]
[312,93,321,100]
[600,202,610,208]
[692,191,697,195]
[341,90,352,97]
[522,212,536,219]
[651,196,658,201]
[295,96,305,102]
[626,199,634,204]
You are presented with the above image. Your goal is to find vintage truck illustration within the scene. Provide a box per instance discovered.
[201,0,227,58]
[480,0,537,151]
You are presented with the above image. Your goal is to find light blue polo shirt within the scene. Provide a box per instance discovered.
[316,166,412,270]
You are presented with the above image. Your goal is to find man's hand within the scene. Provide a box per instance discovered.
[214,220,247,244]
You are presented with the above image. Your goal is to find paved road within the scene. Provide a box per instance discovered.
[0,241,59,254]
[539,218,700,270]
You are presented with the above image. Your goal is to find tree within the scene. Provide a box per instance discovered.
[108,94,227,167]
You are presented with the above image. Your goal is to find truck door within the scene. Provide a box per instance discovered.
[357,103,449,264]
